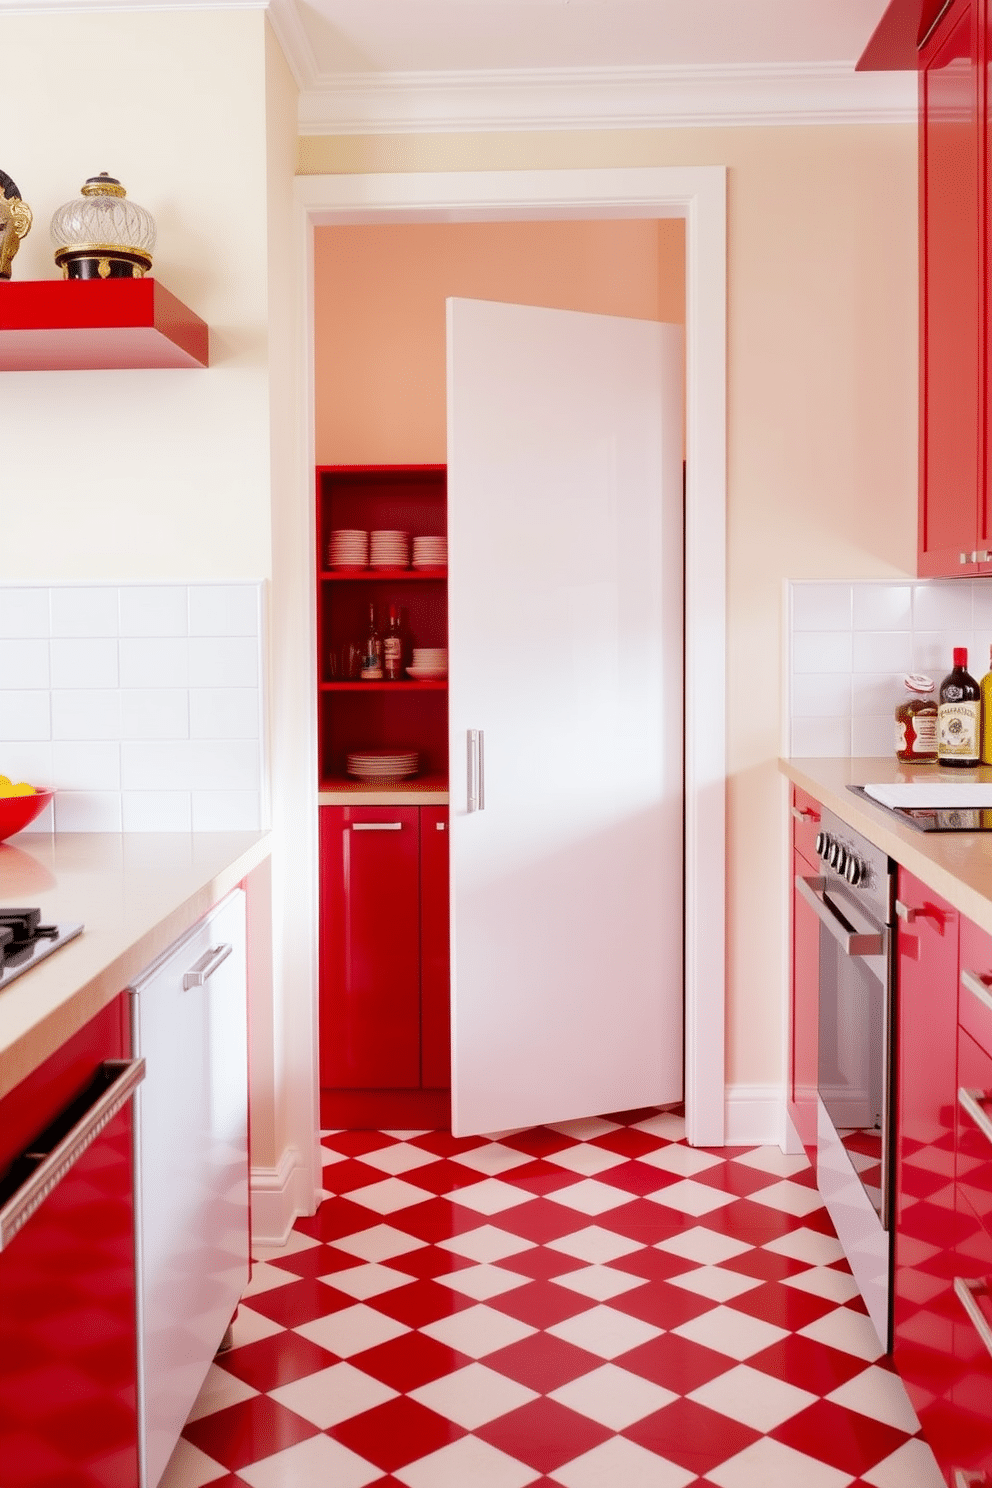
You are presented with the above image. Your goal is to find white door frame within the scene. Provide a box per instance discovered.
[292,166,726,1168]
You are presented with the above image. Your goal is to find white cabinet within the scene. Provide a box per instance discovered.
[129,889,249,1488]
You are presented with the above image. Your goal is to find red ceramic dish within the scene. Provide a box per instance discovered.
[0,790,53,842]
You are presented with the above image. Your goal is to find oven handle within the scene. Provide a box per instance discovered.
[959,1086,992,1150]
[795,875,887,957]
[954,1276,992,1363]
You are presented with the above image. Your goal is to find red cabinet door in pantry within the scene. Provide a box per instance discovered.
[789,788,821,1168]
[420,806,451,1090]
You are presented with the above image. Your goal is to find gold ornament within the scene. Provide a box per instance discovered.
[0,170,32,281]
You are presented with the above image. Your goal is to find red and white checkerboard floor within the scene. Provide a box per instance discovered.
[161,1108,945,1488]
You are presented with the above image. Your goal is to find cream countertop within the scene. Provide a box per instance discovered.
[0,831,271,1103]
[780,757,992,935]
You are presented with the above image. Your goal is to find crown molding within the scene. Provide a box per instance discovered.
[0,0,267,10]
[298,61,917,136]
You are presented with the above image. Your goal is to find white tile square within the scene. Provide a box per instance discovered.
[189,636,259,688]
[437,1263,530,1301]
[551,1362,676,1431]
[238,1433,381,1488]
[798,1307,885,1360]
[121,739,190,791]
[706,1436,851,1488]
[551,1434,695,1488]
[545,1144,628,1176]
[188,583,260,637]
[422,1302,537,1358]
[554,1263,647,1301]
[121,791,192,831]
[826,1363,921,1432]
[183,1361,259,1421]
[852,713,899,758]
[547,1225,645,1265]
[242,1260,301,1298]
[119,637,189,689]
[639,1144,723,1177]
[545,1178,631,1215]
[269,1360,398,1428]
[0,588,49,639]
[546,1116,621,1140]
[295,1302,410,1357]
[119,586,188,637]
[251,1228,321,1262]
[121,689,188,739]
[763,1227,845,1266]
[852,670,905,714]
[50,638,118,689]
[53,791,123,831]
[0,741,53,789]
[188,738,260,791]
[0,639,49,689]
[791,632,853,675]
[792,583,853,631]
[656,1227,753,1265]
[156,1438,230,1488]
[731,1148,811,1178]
[688,1361,816,1431]
[324,1262,413,1300]
[52,739,120,790]
[783,1266,861,1305]
[853,631,913,674]
[446,1177,532,1214]
[51,689,122,741]
[672,1303,788,1361]
[913,580,973,632]
[631,1111,686,1140]
[359,1142,440,1176]
[746,1178,825,1217]
[646,1178,736,1217]
[546,1303,662,1359]
[347,1176,434,1214]
[410,1362,538,1430]
[451,1142,535,1176]
[973,577,992,627]
[859,1436,947,1488]
[191,791,261,830]
[225,1303,285,1347]
[0,690,51,741]
[910,631,949,676]
[791,673,853,719]
[436,1225,536,1264]
[189,687,260,739]
[853,583,913,631]
[393,1435,538,1488]
[332,1224,427,1263]
[668,1265,762,1303]
[791,715,851,757]
[50,587,119,638]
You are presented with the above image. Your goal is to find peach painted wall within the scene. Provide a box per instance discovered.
[313,218,685,465]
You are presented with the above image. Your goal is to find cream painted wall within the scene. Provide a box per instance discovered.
[300,124,918,1096]
[1,8,273,582]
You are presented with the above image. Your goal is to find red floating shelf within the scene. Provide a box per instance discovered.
[0,278,209,370]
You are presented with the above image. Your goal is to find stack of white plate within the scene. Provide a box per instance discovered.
[328,529,368,569]
[370,530,409,568]
[346,750,419,780]
[412,535,447,569]
[407,647,447,680]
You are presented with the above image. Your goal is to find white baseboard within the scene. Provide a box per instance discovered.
[724,1083,792,1150]
[250,1145,312,1248]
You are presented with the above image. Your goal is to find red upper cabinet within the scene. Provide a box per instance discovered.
[918,0,985,576]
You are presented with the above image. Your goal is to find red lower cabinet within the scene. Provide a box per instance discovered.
[320,804,451,1123]
[789,788,822,1166]
[0,997,141,1488]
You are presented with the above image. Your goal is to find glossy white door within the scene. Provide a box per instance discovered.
[447,298,683,1136]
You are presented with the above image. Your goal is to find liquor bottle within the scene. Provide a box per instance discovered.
[360,603,383,680]
[937,647,981,767]
[982,646,992,765]
[383,603,403,681]
[895,675,937,763]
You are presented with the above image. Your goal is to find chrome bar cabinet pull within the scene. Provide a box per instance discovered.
[182,943,233,990]
[954,1276,992,1363]
[961,967,992,1017]
[351,822,403,832]
[958,1086,992,1150]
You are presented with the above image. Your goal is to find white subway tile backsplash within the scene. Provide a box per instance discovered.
[853,584,912,632]
[913,581,973,632]
[0,582,265,829]
[119,586,188,638]
[852,672,906,715]
[53,740,121,791]
[0,691,50,742]
[791,632,852,675]
[122,791,192,831]
[190,688,260,739]
[792,673,852,719]
[852,714,896,756]
[52,690,122,741]
[910,632,948,675]
[0,589,49,639]
[189,584,259,637]
[121,689,189,740]
[791,716,852,757]
[0,639,50,689]
[13,794,54,833]
[119,637,189,690]
[50,587,119,638]
[189,637,259,689]
[51,638,118,690]
[852,631,914,674]
[792,583,853,631]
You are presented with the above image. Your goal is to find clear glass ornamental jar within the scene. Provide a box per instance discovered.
[49,173,156,280]
[895,674,938,762]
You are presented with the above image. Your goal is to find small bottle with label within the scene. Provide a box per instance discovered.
[895,675,937,762]
[383,604,403,681]
[360,603,383,680]
[982,646,992,765]
[937,647,981,767]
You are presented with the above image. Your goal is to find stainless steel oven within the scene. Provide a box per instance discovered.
[795,806,896,1350]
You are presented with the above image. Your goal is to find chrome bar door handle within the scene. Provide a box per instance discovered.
[962,968,992,1016]
[182,943,233,990]
[467,730,481,813]
[954,1276,992,1362]
[351,822,403,832]
[478,729,485,810]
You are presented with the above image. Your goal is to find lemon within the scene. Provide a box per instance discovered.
[0,777,35,797]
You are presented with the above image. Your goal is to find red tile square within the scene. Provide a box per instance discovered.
[598,1161,681,1197]
[215,1331,339,1391]
[391,1160,488,1196]
[499,1127,574,1159]
[487,1279,597,1330]
[408,1131,490,1158]
[503,1161,587,1198]
[294,1196,393,1244]
[746,1332,868,1395]
[244,1276,354,1328]
[265,1244,360,1280]
[609,1248,696,1284]
[488,1200,597,1246]
[583,1199,694,1246]
[720,1247,809,1283]
[349,1331,472,1392]
[476,1396,612,1473]
[484,1332,604,1393]
[609,1279,713,1330]
[322,1157,393,1194]
[387,1198,494,1245]
[182,1395,319,1471]
[770,1398,911,1476]
[603,1104,672,1126]
[623,1396,762,1475]
[330,1395,466,1472]
[321,1130,401,1158]
[692,1161,789,1200]
[371,1277,474,1329]
[726,1279,839,1332]
[588,1126,668,1159]
[614,1332,734,1394]
[496,1247,587,1284]
[388,1246,476,1282]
